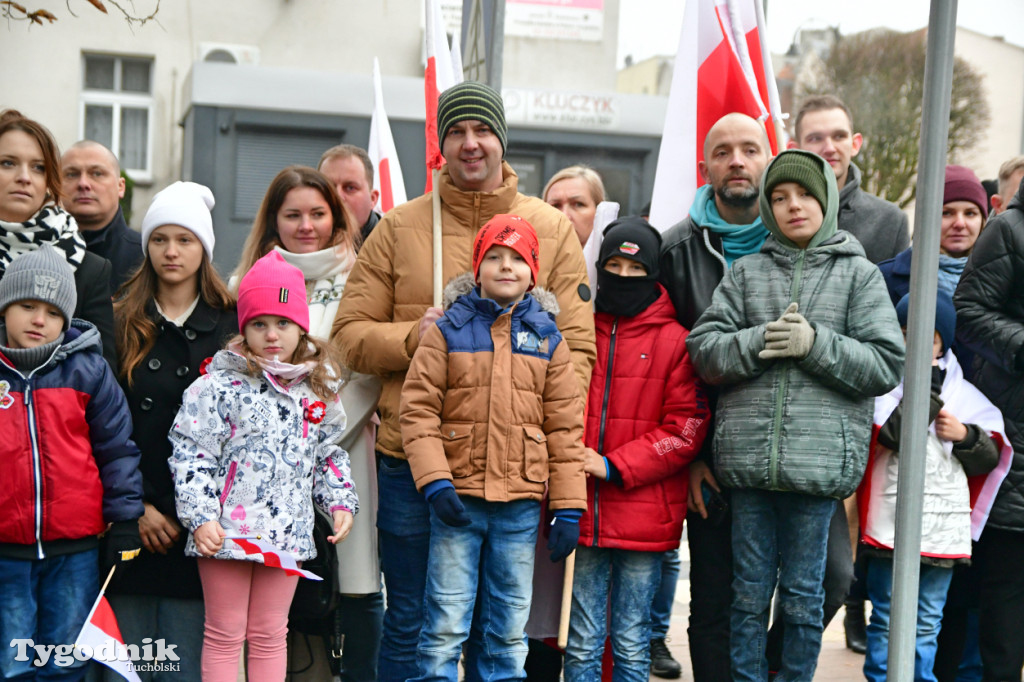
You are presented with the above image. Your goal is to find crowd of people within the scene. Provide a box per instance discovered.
[1,77,1023,682]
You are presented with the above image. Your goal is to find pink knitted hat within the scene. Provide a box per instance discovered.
[237,251,309,332]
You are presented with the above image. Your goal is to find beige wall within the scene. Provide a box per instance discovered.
[952,27,1024,179]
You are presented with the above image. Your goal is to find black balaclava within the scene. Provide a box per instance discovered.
[595,217,662,318]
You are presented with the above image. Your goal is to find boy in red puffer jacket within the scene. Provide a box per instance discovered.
[563,217,710,681]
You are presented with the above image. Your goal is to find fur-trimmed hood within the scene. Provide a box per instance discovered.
[441,271,560,316]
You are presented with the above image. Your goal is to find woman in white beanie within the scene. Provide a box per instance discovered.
[233,165,383,681]
[107,180,237,682]
[0,109,117,367]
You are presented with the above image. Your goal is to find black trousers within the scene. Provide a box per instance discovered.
[977,526,1024,682]
[686,495,733,682]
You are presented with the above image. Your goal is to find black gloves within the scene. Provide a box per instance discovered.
[429,488,471,527]
[104,520,142,571]
[547,518,580,562]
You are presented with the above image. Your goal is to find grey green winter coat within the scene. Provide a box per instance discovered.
[686,150,905,499]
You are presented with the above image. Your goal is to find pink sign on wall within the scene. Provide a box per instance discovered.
[506,0,604,41]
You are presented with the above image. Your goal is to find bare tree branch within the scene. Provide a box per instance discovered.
[800,29,989,209]
[3,0,158,27]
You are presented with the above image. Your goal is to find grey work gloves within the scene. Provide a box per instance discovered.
[758,302,816,360]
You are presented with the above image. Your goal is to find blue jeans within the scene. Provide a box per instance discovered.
[0,549,99,680]
[649,549,680,640]
[101,594,203,682]
[564,546,662,682]
[412,497,541,682]
[863,557,953,682]
[376,455,432,682]
[730,489,835,682]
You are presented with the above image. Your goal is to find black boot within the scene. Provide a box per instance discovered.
[844,600,867,654]
[650,638,682,679]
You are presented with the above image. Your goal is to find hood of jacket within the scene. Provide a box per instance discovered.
[441,270,560,319]
[1,318,103,372]
[759,150,840,251]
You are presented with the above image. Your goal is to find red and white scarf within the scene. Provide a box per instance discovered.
[859,350,1013,558]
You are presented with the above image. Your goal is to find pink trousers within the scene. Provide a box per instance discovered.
[198,558,299,681]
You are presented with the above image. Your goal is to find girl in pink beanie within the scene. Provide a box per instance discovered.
[169,250,357,681]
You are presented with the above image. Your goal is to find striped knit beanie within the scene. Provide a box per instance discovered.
[437,81,507,155]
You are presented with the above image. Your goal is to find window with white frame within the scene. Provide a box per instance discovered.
[80,53,154,181]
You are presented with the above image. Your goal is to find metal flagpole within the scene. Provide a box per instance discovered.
[888,0,958,678]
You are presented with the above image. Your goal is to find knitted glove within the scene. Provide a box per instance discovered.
[428,487,471,528]
[103,521,142,571]
[758,302,816,360]
[547,517,580,563]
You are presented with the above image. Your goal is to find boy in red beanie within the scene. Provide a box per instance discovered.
[400,214,587,681]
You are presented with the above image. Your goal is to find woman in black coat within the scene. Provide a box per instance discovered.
[0,110,116,367]
[108,181,236,682]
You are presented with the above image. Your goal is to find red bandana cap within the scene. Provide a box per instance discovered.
[237,251,310,332]
[472,214,540,291]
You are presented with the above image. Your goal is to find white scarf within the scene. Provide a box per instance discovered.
[273,245,355,339]
[0,205,87,274]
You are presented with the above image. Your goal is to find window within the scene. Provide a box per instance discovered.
[80,54,154,181]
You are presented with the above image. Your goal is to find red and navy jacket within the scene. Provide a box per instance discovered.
[0,319,143,560]
[580,287,710,552]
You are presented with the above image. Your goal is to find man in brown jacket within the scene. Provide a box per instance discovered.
[333,80,595,680]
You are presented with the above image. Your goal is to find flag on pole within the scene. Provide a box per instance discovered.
[227,536,324,580]
[369,58,407,214]
[424,0,464,191]
[648,0,784,231]
[74,594,142,682]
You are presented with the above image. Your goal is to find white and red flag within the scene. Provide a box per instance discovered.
[227,536,324,580]
[369,57,408,214]
[648,0,784,231]
[423,0,463,191]
[74,594,142,682]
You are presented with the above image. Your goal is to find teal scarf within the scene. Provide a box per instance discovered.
[689,185,768,267]
[937,254,967,296]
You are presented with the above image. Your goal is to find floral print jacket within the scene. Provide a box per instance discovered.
[169,350,358,562]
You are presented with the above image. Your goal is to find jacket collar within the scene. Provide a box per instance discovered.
[147,297,229,333]
[437,161,520,217]
[79,207,128,249]
[442,273,558,337]
[839,163,864,209]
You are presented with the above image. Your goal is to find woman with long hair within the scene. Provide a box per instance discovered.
[0,109,116,365]
[234,165,383,681]
[108,181,236,682]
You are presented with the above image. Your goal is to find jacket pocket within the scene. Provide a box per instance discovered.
[522,424,550,483]
[441,422,475,477]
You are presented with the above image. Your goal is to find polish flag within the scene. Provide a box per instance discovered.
[648,0,784,231]
[423,0,463,191]
[74,595,141,682]
[228,536,323,580]
[368,58,407,214]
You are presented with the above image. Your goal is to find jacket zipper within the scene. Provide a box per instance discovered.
[24,383,45,559]
[4,347,66,559]
[593,318,618,545]
[769,250,806,488]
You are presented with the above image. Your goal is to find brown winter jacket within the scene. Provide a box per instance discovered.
[333,162,596,460]
[400,274,587,510]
